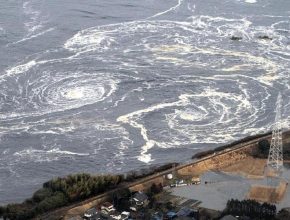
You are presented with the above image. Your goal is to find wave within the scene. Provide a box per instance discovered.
[2,12,289,166]
[23,0,43,34]
[0,26,5,36]
[4,60,38,79]
[19,0,51,44]
[63,18,289,99]
[147,0,184,19]
[13,147,90,163]
[0,71,118,120]
[7,28,55,46]
[117,75,273,163]
[243,0,257,3]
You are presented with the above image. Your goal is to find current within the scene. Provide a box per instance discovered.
[0,0,290,204]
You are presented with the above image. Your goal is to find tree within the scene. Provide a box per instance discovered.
[0,206,4,216]
[224,199,276,219]
[258,139,270,155]
[32,188,53,203]
[150,183,163,194]
[37,192,68,213]
[2,173,126,219]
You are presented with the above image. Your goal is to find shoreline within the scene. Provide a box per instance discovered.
[1,130,289,219]
[39,130,290,219]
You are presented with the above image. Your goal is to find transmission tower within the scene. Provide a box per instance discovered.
[267,93,283,175]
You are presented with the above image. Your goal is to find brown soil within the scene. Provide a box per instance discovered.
[247,181,288,203]
[221,157,266,178]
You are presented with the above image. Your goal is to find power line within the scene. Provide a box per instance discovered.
[267,92,283,175]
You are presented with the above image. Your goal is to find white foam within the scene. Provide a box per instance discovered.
[1,14,289,167]
[63,19,284,82]
[8,28,55,46]
[47,148,89,156]
[62,87,85,100]
[23,0,43,34]
[0,26,5,36]
[13,147,89,163]
[64,30,114,53]
[116,72,274,163]
[151,44,192,53]
[245,0,257,3]
[117,94,193,163]
[5,60,37,78]
[2,149,10,155]
[148,0,184,19]
[179,110,204,121]
[190,46,281,86]
[0,69,118,120]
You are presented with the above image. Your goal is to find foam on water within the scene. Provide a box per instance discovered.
[0,69,118,119]
[8,28,55,46]
[64,18,288,159]
[117,74,273,162]
[64,30,115,53]
[65,18,287,78]
[0,26,5,36]
[148,0,184,19]
[62,88,86,100]
[13,147,90,163]
[4,0,53,47]
[23,0,44,34]
[5,60,37,78]
[3,15,288,163]
[244,0,257,3]
[1,0,290,204]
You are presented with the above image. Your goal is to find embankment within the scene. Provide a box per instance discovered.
[39,130,290,220]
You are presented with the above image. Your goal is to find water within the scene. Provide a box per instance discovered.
[0,0,290,204]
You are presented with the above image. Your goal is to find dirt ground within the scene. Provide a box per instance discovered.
[247,181,288,203]
[178,156,267,179]
[221,157,266,178]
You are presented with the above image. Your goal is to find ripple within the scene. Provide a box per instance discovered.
[40,74,112,109]
[117,75,272,163]
[61,17,290,163]
[2,13,290,166]
[244,0,257,3]
[64,19,289,85]
[3,0,290,206]
[0,71,118,119]
[13,147,89,163]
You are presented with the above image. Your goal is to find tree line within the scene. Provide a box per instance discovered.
[0,163,176,220]
[0,173,123,220]
[224,199,276,219]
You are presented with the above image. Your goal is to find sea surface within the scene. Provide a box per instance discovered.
[0,0,290,204]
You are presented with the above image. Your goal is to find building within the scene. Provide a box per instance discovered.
[170,179,188,188]
[120,211,130,220]
[220,215,238,220]
[101,202,115,214]
[177,207,193,217]
[191,177,201,185]
[166,211,177,219]
[130,191,149,211]
[83,207,98,219]
[151,211,163,220]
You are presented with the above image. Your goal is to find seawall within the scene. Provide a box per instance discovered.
[38,130,290,220]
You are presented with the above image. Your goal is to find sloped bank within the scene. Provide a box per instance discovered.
[2,130,289,220]
[47,130,290,220]
[62,130,290,220]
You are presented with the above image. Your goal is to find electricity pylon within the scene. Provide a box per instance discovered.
[267,93,283,175]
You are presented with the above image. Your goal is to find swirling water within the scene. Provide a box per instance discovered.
[0,0,290,204]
